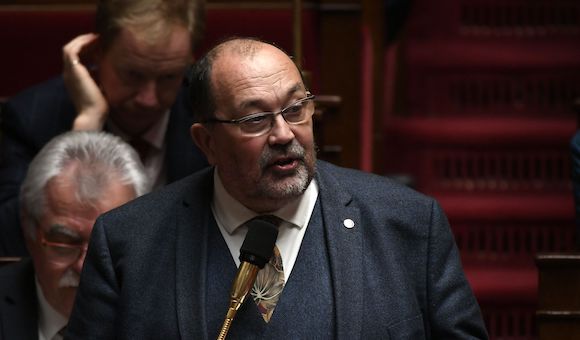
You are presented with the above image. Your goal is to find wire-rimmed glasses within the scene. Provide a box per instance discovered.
[204,93,316,137]
[39,233,88,265]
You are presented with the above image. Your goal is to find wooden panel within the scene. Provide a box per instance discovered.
[318,6,361,168]
[536,253,580,340]
[537,312,580,340]
[360,0,384,172]
[0,257,22,266]
[537,254,580,309]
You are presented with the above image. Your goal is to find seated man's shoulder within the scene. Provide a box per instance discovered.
[0,258,33,286]
[4,76,73,134]
[9,77,67,103]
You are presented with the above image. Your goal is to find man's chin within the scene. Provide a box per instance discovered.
[260,172,310,199]
[111,111,161,136]
[54,290,78,318]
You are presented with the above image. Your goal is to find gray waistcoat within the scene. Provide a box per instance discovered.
[205,200,335,339]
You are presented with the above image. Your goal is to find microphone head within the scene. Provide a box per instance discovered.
[239,218,279,268]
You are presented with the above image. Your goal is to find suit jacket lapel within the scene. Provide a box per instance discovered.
[174,169,214,339]
[316,163,363,339]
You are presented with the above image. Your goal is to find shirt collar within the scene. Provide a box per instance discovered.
[106,109,170,150]
[212,167,318,234]
[35,277,68,340]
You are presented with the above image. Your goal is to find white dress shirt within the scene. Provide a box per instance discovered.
[212,168,319,282]
[35,278,68,340]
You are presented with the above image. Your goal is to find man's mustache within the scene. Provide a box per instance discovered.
[59,268,80,288]
[259,140,305,168]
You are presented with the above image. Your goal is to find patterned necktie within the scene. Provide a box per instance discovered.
[129,138,151,162]
[249,216,285,323]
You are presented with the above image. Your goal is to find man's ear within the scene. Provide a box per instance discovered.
[191,123,216,165]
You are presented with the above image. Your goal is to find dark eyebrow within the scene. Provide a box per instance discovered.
[46,224,82,241]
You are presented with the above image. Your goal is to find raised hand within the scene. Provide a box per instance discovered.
[62,33,109,131]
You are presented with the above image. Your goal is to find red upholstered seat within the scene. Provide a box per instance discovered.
[0,8,94,97]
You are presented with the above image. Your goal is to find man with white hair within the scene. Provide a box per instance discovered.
[0,131,149,340]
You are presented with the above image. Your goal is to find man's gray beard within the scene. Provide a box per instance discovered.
[256,140,316,199]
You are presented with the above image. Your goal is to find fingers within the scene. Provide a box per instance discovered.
[62,33,109,129]
[62,33,99,98]
[63,33,99,68]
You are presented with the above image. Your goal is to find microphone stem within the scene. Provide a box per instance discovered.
[217,318,232,340]
[217,262,259,340]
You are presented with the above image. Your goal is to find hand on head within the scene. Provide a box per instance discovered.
[62,33,109,131]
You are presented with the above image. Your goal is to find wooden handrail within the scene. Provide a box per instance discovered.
[0,257,22,266]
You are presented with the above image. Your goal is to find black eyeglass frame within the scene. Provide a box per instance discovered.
[203,93,316,136]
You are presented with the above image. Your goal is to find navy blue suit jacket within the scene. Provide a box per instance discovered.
[0,77,208,256]
[67,161,487,339]
[0,258,39,340]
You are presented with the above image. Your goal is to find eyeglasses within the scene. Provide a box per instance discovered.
[39,233,88,265]
[204,93,316,137]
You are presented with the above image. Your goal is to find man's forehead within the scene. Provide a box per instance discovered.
[213,40,290,68]
[108,26,191,67]
[212,67,304,112]
[217,38,267,57]
[212,46,299,85]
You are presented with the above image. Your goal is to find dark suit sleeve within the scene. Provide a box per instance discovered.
[66,218,119,339]
[0,101,37,256]
[0,78,75,257]
[426,200,488,339]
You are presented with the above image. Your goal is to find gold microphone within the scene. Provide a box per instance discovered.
[217,218,278,340]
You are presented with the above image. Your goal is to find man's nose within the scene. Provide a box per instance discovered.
[135,80,159,107]
[71,248,87,273]
[268,114,295,144]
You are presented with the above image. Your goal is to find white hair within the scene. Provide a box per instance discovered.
[20,131,150,236]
